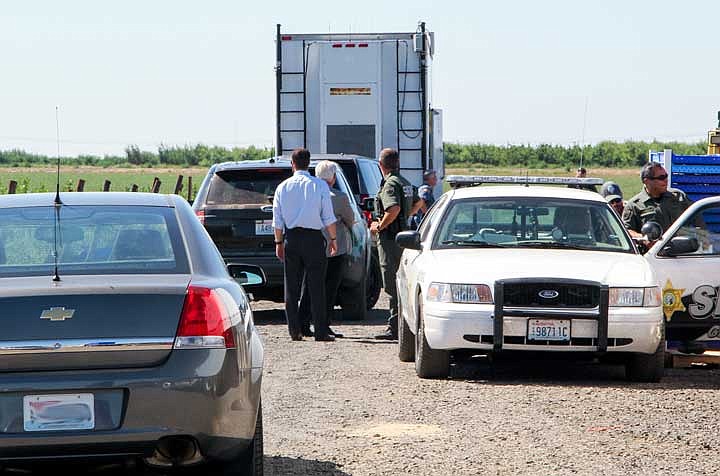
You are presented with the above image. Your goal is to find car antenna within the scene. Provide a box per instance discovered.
[52,105,63,282]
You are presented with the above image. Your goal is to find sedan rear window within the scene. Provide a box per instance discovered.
[0,206,189,277]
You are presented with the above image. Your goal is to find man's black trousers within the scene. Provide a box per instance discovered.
[283,227,329,338]
[299,254,347,328]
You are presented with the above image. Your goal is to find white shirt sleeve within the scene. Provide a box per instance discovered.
[272,184,285,230]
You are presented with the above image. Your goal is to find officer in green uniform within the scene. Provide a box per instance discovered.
[622,162,693,241]
[370,148,423,340]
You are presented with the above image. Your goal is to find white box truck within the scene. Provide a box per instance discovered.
[275,22,443,192]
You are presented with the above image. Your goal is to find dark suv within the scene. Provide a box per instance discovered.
[293,154,383,308]
[317,154,383,225]
[193,157,377,319]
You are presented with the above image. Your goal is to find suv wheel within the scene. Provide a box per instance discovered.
[339,283,367,321]
[366,250,382,310]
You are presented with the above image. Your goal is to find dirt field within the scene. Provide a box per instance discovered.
[256,295,720,476]
[5,294,718,475]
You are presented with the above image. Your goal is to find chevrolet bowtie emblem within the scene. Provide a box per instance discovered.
[40,307,75,322]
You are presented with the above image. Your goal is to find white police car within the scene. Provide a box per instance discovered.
[644,195,720,358]
[395,176,665,381]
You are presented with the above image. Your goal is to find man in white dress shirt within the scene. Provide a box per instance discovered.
[272,148,338,341]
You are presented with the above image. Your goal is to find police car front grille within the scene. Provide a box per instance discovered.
[503,282,599,308]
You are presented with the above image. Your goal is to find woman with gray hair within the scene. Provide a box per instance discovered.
[299,160,357,337]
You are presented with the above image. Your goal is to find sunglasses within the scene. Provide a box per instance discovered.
[649,174,668,181]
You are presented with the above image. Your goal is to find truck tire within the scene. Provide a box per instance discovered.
[625,340,665,383]
[415,300,449,379]
[366,251,382,310]
[398,295,415,362]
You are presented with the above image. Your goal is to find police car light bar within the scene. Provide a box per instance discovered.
[445,175,605,188]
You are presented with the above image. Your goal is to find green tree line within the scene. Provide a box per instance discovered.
[0,141,707,168]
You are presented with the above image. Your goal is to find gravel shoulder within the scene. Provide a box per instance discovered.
[257,295,720,476]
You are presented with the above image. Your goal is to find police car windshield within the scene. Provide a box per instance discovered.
[434,197,634,253]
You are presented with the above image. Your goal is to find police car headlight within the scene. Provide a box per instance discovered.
[609,287,661,307]
[427,283,493,304]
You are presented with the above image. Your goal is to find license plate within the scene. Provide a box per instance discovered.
[527,319,571,341]
[255,220,273,235]
[23,394,95,432]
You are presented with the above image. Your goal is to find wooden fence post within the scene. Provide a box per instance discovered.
[76,179,85,192]
[103,180,111,192]
[187,176,193,202]
[151,177,161,193]
[8,180,17,194]
[131,184,138,192]
[174,175,184,195]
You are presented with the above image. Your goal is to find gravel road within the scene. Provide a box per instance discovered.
[257,294,720,476]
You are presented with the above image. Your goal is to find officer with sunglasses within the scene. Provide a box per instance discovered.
[622,162,693,240]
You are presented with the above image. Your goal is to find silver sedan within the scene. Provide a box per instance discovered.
[0,192,264,475]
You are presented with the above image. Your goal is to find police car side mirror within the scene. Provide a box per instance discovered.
[662,236,700,257]
[396,231,422,250]
[361,197,376,212]
[641,221,663,242]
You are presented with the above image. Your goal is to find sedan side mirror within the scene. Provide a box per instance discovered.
[662,236,700,256]
[396,231,422,250]
[227,264,267,288]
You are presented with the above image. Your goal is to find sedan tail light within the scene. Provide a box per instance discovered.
[174,286,236,349]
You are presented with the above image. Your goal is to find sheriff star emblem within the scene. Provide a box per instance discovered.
[662,279,685,322]
[40,307,75,322]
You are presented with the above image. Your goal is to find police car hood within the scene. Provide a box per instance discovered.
[426,248,655,287]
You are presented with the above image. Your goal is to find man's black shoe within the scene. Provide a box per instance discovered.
[374,329,398,340]
[290,334,303,341]
[328,328,344,338]
[315,334,336,342]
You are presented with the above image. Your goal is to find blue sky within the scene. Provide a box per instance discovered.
[1,0,718,156]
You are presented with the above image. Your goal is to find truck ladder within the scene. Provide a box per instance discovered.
[277,27,307,154]
[395,39,425,173]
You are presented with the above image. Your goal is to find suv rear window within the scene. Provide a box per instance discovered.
[336,162,360,196]
[358,160,382,195]
[207,169,292,206]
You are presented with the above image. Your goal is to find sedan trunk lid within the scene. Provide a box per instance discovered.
[0,274,191,372]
